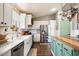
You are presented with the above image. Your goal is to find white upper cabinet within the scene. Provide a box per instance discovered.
[12,9,17,26]
[0,3,20,28]
[19,13,26,29]
[0,3,4,26]
[4,3,12,26]
[19,14,32,29]
[26,14,32,25]
[12,9,20,28]
[0,3,3,20]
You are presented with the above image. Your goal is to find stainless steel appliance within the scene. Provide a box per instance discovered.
[40,25,48,43]
[11,42,24,56]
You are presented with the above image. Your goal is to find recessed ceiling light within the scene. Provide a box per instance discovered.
[51,8,57,12]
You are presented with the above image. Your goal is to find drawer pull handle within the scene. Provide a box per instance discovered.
[64,48,68,51]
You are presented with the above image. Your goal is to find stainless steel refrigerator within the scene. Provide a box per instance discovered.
[40,25,48,43]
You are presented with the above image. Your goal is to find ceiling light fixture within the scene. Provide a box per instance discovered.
[51,8,57,12]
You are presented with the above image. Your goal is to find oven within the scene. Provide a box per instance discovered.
[11,41,24,56]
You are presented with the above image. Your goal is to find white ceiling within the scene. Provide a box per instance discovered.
[15,3,65,18]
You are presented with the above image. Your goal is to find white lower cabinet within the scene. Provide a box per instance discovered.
[34,33,40,42]
[1,50,11,56]
[24,36,32,56]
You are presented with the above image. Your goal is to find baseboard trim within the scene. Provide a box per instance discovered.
[51,49,55,56]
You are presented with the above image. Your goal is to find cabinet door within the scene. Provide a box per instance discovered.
[24,39,29,56]
[4,3,12,26]
[51,39,54,52]
[29,37,32,47]
[63,44,73,56]
[73,50,79,56]
[19,14,26,29]
[24,38,32,56]
[63,51,71,56]
[12,9,20,29]
[51,39,55,53]
[60,20,70,36]
[53,39,57,56]
[0,3,3,20]
[26,15,32,25]
[1,50,11,56]
[56,40,63,56]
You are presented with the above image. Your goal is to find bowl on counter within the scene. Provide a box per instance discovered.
[0,34,7,44]
[20,31,28,35]
[0,39,7,44]
[0,34,6,40]
[20,31,31,35]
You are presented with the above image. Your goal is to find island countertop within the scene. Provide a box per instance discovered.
[53,36,79,51]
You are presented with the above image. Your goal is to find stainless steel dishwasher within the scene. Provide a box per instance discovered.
[11,41,24,56]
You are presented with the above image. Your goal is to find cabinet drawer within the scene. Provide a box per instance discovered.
[56,40,62,46]
[63,51,71,56]
[73,50,79,56]
[63,44,73,55]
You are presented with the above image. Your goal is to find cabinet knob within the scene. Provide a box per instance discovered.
[64,48,68,51]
